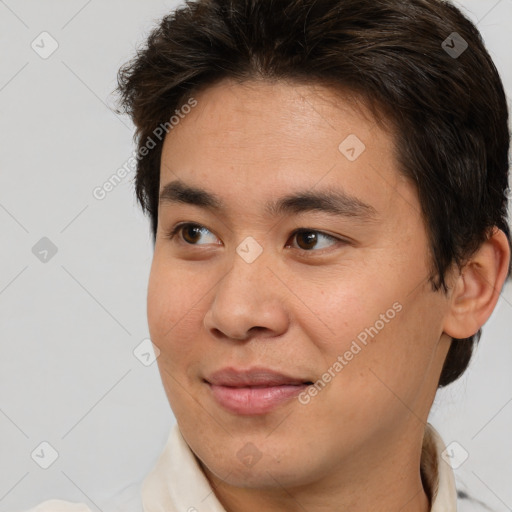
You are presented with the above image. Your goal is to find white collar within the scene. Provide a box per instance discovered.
[425,423,458,511]
[141,422,458,511]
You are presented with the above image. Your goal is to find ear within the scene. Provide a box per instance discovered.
[443,227,511,339]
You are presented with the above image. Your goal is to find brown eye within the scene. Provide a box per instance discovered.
[181,224,203,244]
[166,224,342,253]
[289,229,340,252]
[166,223,219,246]
[295,231,319,250]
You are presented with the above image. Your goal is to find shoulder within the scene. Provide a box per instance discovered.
[23,499,93,512]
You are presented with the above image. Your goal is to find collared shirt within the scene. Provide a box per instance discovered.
[25,422,457,512]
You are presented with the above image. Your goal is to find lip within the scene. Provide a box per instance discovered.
[205,367,312,415]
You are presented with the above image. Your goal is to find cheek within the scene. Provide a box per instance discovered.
[306,269,401,353]
[147,256,205,354]
[330,288,445,420]
[308,270,437,394]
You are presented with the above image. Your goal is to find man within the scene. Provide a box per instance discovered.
[29,0,510,510]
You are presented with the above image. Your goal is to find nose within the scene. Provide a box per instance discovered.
[203,248,290,342]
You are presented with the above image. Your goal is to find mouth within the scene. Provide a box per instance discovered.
[204,367,314,415]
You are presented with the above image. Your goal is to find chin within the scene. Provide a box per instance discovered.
[212,465,280,488]
[198,450,319,490]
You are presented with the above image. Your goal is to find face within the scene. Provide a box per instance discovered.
[147,79,453,491]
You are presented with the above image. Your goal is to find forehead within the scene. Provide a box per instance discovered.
[172,78,384,142]
[159,78,413,219]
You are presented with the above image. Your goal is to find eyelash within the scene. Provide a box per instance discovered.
[165,222,346,255]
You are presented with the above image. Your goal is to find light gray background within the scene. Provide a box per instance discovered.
[0,1,511,511]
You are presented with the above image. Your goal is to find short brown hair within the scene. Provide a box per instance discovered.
[115,0,511,387]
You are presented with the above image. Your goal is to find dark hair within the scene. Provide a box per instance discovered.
[115,0,511,388]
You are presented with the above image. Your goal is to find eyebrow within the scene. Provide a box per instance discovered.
[159,179,378,221]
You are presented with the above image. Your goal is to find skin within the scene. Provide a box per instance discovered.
[147,78,510,512]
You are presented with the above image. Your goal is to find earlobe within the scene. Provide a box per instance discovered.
[443,228,511,340]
